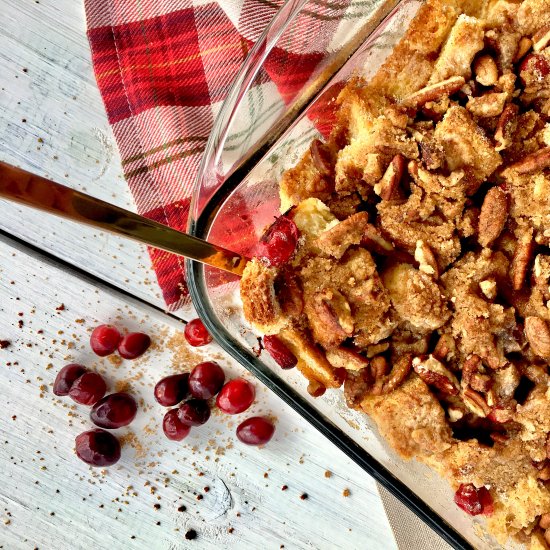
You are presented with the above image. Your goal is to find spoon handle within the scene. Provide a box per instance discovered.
[0,161,248,276]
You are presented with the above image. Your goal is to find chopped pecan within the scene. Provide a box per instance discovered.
[524,364,550,385]
[344,368,371,408]
[414,240,439,278]
[494,103,519,152]
[470,373,493,393]
[401,76,466,108]
[533,25,550,52]
[540,513,550,530]
[473,55,498,86]
[514,37,532,62]
[510,229,535,291]
[466,93,507,118]
[419,138,445,170]
[412,355,460,396]
[509,146,550,174]
[432,334,456,362]
[370,354,412,395]
[461,354,482,386]
[463,388,491,417]
[525,316,550,359]
[310,290,354,347]
[275,270,304,317]
[374,154,405,200]
[487,406,514,423]
[361,224,395,255]
[478,187,509,247]
[307,379,326,397]
[362,153,384,185]
[310,139,334,177]
[479,279,497,300]
[365,342,390,358]
[326,346,369,372]
[489,432,509,444]
[370,355,389,378]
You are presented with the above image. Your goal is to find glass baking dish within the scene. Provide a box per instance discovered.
[187,1,515,548]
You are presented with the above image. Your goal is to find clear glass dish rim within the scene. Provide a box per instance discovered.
[186,1,473,548]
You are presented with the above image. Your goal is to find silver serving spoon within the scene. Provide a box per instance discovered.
[0,160,248,276]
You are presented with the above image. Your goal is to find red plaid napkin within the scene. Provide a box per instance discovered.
[84,0,374,310]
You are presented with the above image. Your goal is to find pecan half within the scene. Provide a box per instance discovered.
[473,55,498,86]
[463,388,491,417]
[494,103,519,152]
[533,25,550,52]
[414,240,439,278]
[509,147,550,174]
[370,354,412,395]
[275,270,304,316]
[401,76,466,108]
[510,229,535,291]
[412,355,460,396]
[525,316,550,359]
[326,346,369,372]
[374,154,405,201]
[311,290,354,346]
[478,187,509,247]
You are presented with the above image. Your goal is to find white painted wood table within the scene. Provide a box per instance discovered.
[0,1,399,548]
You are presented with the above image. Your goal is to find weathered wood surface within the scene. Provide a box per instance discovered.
[0,1,398,548]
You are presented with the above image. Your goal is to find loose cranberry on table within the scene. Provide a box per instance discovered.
[177,399,211,426]
[53,363,88,396]
[90,324,122,356]
[216,378,255,414]
[118,332,151,359]
[236,417,275,446]
[454,484,494,516]
[90,392,137,429]
[75,428,121,467]
[68,372,107,405]
[154,373,189,406]
[257,215,299,267]
[163,409,191,441]
[263,335,297,369]
[184,318,212,347]
[188,361,225,400]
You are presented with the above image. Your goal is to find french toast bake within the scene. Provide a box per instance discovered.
[240,0,550,545]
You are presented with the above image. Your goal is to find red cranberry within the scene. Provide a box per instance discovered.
[75,429,121,466]
[118,332,151,359]
[236,417,275,445]
[216,379,255,414]
[177,399,211,426]
[90,393,137,429]
[454,484,493,516]
[163,409,191,441]
[184,318,212,347]
[257,215,299,267]
[68,372,107,405]
[263,335,297,369]
[90,324,122,356]
[53,363,88,396]
[188,362,225,399]
[519,53,550,85]
[154,374,189,406]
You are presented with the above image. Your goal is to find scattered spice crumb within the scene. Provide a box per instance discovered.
[0,340,11,349]
[203,486,210,493]
[324,471,332,478]
[228,527,234,534]
[55,304,65,311]
[196,494,203,501]
[177,505,186,512]
[281,485,288,491]
[263,473,269,479]
[300,493,308,500]
[153,504,160,510]
[185,529,197,540]
[342,488,351,497]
